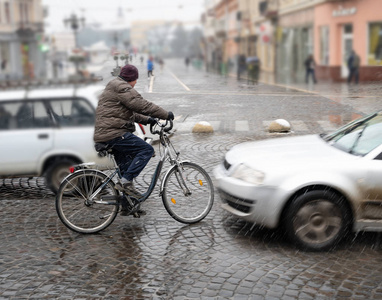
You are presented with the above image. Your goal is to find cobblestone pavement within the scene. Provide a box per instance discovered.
[1,59,382,299]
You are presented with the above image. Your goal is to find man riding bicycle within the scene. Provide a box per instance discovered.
[94,64,174,211]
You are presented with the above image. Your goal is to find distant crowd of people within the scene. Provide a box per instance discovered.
[119,48,362,85]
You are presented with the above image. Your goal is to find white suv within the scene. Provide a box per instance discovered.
[0,84,144,193]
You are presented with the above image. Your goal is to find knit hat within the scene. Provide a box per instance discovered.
[119,64,139,82]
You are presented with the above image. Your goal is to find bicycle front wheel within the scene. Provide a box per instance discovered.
[56,170,119,234]
[162,162,214,224]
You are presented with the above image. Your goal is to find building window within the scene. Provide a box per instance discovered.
[368,23,382,66]
[5,2,10,24]
[25,3,29,23]
[0,42,11,74]
[320,26,330,65]
[302,27,313,59]
[19,3,24,22]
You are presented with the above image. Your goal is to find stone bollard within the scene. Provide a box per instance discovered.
[192,121,214,133]
[268,119,291,133]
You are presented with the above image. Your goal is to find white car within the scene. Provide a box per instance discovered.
[214,111,382,251]
[0,84,145,194]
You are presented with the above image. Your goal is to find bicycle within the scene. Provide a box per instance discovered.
[55,119,214,234]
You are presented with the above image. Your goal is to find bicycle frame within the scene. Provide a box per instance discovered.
[85,121,191,205]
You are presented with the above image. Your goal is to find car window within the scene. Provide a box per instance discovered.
[49,98,95,127]
[0,101,52,130]
[352,121,382,155]
[331,114,382,156]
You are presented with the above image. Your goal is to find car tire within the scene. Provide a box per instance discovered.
[284,190,351,251]
[45,159,76,194]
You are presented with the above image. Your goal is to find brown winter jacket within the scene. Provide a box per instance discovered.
[94,77,169,142]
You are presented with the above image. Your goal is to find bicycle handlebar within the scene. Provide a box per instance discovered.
[150,119,173,135]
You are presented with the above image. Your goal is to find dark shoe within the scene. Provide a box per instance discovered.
[115,182,142,199]
[136,209,146,216]
[120,207,146,217]
[120,209,131,216]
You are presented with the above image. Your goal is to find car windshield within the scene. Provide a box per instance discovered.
[322,112,382,156]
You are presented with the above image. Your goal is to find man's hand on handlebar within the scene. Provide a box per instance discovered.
[149,118,173,134]
[148,117,157,125]
[167,111,174,121]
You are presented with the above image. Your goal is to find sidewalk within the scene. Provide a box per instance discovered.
[240,71,382,115]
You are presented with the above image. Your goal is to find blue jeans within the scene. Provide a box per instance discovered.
[104,132,154,181]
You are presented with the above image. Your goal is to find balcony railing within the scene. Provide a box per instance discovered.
[16,21,44,39]
[17,21,44,32]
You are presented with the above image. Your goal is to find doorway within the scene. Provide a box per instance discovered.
[341,24,353,78]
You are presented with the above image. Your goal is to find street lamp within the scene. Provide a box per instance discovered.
[64,13,85,49]
[64,13,85,75]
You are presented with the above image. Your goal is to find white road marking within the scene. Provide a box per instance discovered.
[149,75,154,93]
[208,121,221,131]
[235,120,249,131]
[177,121,196,132]
[263,121,272,128]
[168,70,191,91]
[176,120,338,133]
[290,120,309,131]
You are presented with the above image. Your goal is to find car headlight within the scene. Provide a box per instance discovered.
[230,164,265,185]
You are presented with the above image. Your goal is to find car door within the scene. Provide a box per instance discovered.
[362,158,382,219]
[356,122,382,219]
[0,100,54,175]
[48,97,109,165]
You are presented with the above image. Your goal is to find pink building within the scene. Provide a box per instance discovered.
[314,0,382,82]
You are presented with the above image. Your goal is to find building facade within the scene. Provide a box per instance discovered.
[275,0,315,83]
[0,0,45,81]
[201,0,382,82]
[315,0,382,81]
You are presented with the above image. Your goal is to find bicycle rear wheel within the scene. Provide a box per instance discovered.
[56,170,119,233]
[162,162,214,224]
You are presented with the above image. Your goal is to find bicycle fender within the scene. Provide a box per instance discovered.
[63,168,110,184]
[159,160,190,195]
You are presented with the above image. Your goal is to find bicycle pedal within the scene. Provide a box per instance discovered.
[133,212,140,218]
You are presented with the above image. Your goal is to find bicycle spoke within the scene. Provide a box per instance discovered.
[56,170,119,233]
[162,162,214,224]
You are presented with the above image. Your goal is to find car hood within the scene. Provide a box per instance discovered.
[225,134,357,171]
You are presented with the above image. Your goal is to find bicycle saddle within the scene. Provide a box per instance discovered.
[94,142,112,157]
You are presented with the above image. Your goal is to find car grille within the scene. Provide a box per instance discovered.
[223,158,231,170]
[219,189,255,214]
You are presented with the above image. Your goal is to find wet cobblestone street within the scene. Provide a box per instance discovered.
[2,134,382,299]
[1,59,382,299]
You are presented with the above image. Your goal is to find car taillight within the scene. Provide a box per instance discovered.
[138,123,146,134]
[69,166,75,173]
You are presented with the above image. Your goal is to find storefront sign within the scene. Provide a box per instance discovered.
[332,6,357,17]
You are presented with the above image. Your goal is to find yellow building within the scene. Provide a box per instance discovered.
[130,20,167,53]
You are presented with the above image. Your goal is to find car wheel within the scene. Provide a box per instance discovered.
[284,190,351,251]
[45,159,76,194]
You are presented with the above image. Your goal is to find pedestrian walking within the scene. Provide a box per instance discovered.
[347,50,360,84]
[304,54,317,84]
[185,57,190,68]
[147,56,154,78]
[159,58,164,73]
[247,56,260,84]
[237,55,246,80]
